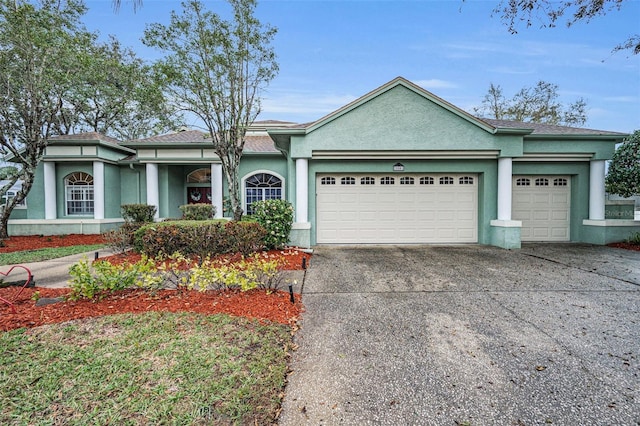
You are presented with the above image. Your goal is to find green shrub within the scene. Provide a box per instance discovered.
[121,204,156,223]
[135,220,266,258]
[179,203,216,220]
[68,256,160,300]
[251,199,294,249]
[187,255,283,291]
[626,232,640,245]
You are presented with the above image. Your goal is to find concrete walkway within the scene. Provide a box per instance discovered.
[279,244,640,425]
[2,248,115,288]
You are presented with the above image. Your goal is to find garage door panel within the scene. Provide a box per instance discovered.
[317,173,477,243]
[513,175,570,242]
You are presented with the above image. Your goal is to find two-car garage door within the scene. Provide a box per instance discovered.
[316,174,477,244]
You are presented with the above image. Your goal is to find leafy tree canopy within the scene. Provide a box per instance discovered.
[605,130,640,197]
[474,81,588,127]
[492,0,639,54]
[143,0,278,220]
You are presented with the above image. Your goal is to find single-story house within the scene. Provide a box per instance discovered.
[6,77,638,249]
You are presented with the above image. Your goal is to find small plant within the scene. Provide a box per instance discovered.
[68,256,160,300]
[102,227,131,254]
[121,204,156,223]
[179,203,216,220]
[626,232,640,245]
[251,199,294,249]
[30,291,41,302]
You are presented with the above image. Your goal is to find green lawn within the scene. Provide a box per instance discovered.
[0,311,293,425]
[0,244,105,265]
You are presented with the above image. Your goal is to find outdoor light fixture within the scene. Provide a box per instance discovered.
[393,162,404,171]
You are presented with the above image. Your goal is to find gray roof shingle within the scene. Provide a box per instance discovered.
[481,118,627,136]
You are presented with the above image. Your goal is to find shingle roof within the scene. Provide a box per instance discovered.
[49,132,122,145]
[129,130,279,152]
[481,118,628,136]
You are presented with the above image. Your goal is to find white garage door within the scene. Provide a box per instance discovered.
[512,176,571,241]
[316,174,478,244]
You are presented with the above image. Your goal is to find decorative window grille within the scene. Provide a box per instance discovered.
[459,176,474,185]
[65,172,94,215]
[380,177,395,185]
[245,173,282,215]
[321,177,336,185]
[341,177,356,185]
[361,177,375,185]
[439,176,454,185]
[400,177,415,185]
[420,176,434,185]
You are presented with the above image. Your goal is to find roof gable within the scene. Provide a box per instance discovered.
[305,77,497,134]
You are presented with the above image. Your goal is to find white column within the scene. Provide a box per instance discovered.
[43,161,56,219]
[295,158,309,223]
[589,160,606,220]
[146,163,159,219]
[92,161,104,220]
[211,163,223,218]
[497,157,513,221]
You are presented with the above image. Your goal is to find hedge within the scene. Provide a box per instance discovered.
[134,220,267,257]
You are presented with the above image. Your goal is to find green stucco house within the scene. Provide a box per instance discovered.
[6,77,638,249]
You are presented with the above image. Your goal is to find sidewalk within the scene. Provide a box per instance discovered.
[2,248,115,288]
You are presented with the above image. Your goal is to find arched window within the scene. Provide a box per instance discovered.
[65,172,94,215]
[187,168,211,183]
[244,172,283,215]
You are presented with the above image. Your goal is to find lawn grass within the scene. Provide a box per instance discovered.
[0,311,293,425]
[0,244,105,265]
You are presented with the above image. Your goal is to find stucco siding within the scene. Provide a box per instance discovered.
[26,163,46,219]
[293,86,511,158]
[104,164,122,218]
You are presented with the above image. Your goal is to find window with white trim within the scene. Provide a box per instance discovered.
[187,168,211,183]
[341,177,356,185]
[2,191,26,208]
[400,177,415,185]
[361,177,375,185]
[440,176,454,185]
[65,172,94,215]
[321,177,335,185]
[459,176,474,185]
[420,176,434,185]
[245,173,282,215]
[380,176,395,185]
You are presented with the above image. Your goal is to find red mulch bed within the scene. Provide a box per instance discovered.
[0,234,106,252]
[1,235,309,332]
[607,242,640,252]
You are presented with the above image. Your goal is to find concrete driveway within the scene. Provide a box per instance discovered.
[279,244,640,425]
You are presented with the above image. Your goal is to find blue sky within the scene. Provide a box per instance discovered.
[84,0,640,133]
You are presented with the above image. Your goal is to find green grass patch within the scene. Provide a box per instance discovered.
[0,244,105,265]
[0,311,292,425]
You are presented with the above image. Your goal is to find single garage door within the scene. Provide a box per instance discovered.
[512,176,570,241]
[316,174,477,244]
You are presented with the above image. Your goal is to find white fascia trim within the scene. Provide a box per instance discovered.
[490,220,522,228]
[292,222,311,230]
[583,219,639,227]
[312,150,500,160]
[513,153,593,162]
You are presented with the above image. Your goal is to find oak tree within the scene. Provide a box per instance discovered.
[474,81,588,126]
[606,130,640,197]
[143,0,278,221]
